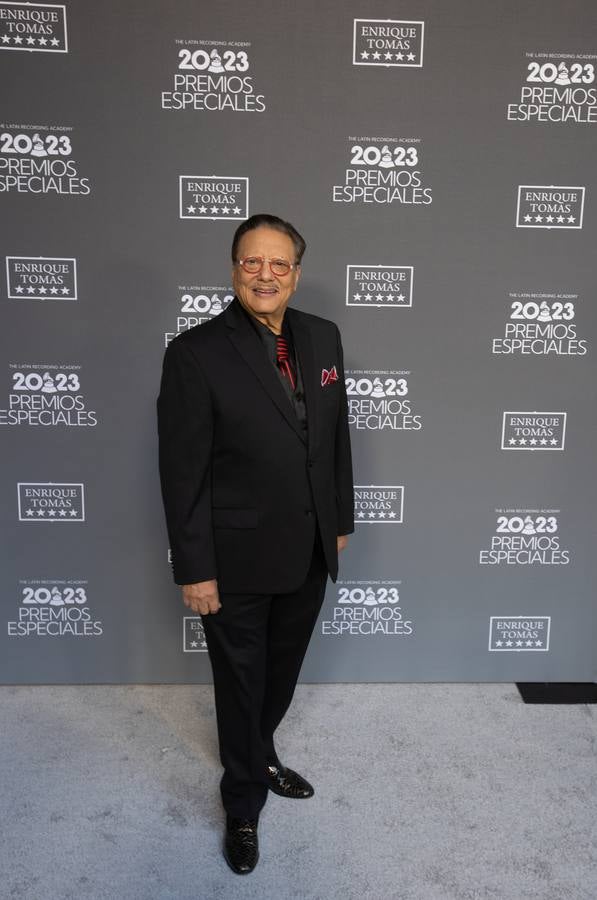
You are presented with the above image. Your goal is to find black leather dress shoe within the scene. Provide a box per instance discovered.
[266,764,314,798]
[223,816,259,874]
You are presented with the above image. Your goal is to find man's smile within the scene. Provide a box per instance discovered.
[252,286,278,296]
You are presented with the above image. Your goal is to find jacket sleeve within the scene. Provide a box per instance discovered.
[157,337,217,585]
[334,325,355,535]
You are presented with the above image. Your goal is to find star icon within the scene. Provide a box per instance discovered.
[368,511,376,518]
[376,294,383,302]
[524,214,532,222]
[495,640,503,647]
[38,285,47,294]
[210,206,219,214]
[51,37,59,46]
[549,438,558,445]
[372,51,381,60]
[519,438,527,445]
[233,206,241,214]
[556,215,565,223]
[26,36,35,45]
[14,35,23,44]
[529,438,537,446]
[26,509,34,517]
[36,509,45,517]
[27,286,36,294]
[38,37,47,46]
[221,205,230,214]
[353,293,361,302]
[47,509,56,517]
[198,205,207,214]
[535,640,542,647]
[508,438,516,445]
[534,215,543,223]
[384,52,393,60]
[378,511,386,518]
[50,287,58,294]
[540,438,547,445]
[187,205,196,214]
[397,294,405,303]
[525,640,533,647]
[15,285,23,293]
[69,509,78,517]
[364,294,372,302]
[505,640,513,647]
[515,640,523,647]
[1,35,10,44]
[360,51,370,60]
[407,53,415,61]
[567,215,575,223]
[201,641,207,648]
[395,52,403,61]
[59,510,67,517]
[357,511,365,518]
[545,215,554,223]
[60,287,69,294]
[190,640,198,648]
[388,511,396,519]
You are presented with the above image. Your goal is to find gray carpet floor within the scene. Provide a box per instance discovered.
[1,683,596,900]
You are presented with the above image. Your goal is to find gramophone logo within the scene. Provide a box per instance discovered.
[491,290,589,358]
[165,286,233,345]
[332,136,432,206]
[479,508,569,566]
[7,579,104,639]
[320,580,415,639]
[0,126,91,195]
[161,40,266,113]
[1,363,97,427]
[507,54,597,124]
[353,19,424,67]
[0,2,68,52]
[346,370,422,432]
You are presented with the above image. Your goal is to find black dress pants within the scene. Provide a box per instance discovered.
[201,527,328,819]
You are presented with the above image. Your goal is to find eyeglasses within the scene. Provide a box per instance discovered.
[236,256,299,277]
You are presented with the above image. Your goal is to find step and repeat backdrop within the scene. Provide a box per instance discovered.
[1,0,596,683]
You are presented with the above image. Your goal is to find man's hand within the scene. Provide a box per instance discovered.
[337,534,349,553]
[182,579,221,615]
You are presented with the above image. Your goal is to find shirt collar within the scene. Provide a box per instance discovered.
[238,299,292,342]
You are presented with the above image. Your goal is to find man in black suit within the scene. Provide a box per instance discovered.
[157,213,354,874]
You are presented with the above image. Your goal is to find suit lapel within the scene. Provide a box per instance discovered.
[225,298,307,444]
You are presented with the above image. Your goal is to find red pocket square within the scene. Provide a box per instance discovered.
[321,365,338,386]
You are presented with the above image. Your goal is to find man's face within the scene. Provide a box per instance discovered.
[232,226,301,321]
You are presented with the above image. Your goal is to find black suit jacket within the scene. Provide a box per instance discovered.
[157,296,354,593]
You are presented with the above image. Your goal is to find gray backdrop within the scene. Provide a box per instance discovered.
[1,0,596,683]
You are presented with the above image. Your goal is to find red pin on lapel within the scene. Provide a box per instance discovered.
[321,365,339,386]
